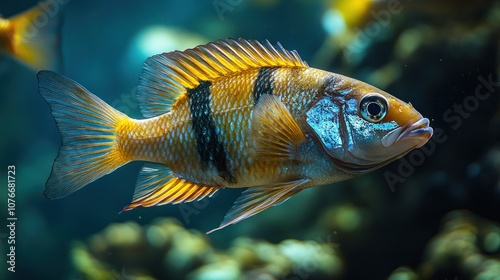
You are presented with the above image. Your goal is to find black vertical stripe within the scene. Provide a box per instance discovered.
[253,67,278,104]
[187,81,235,183]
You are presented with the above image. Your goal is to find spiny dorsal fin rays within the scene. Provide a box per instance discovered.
[206,178,310,234]
[136,38,308,118]
[122,163,220,211]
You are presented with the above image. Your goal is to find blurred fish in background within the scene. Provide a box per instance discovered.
[0,0,62,71]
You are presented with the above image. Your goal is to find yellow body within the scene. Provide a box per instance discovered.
[117,67,330,188]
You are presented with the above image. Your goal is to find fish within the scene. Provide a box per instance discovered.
[37,38,433,233]
[0,1,62,71]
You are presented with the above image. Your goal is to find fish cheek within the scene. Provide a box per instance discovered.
[344,112,401,159]
[304,97,346,160]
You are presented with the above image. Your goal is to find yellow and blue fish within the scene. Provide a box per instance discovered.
[0,1,62,71]
[38,38,433,233]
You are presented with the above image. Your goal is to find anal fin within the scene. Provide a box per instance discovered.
[206,178,310,234]
[251,95,306,160]
[122,164,220,211]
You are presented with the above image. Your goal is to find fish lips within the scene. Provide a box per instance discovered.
[381,118,433,148]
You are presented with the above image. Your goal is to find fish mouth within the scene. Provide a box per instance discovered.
[381,118,433,148]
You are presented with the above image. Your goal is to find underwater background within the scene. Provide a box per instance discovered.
[1,0,500,279]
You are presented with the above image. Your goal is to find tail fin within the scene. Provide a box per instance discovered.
[8,1,63,71]
[38,71,129,199]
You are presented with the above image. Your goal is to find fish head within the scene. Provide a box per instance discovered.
[305,76,433,174]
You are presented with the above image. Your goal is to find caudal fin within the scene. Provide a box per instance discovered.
[8,1,63,71]
[38,71,129,199]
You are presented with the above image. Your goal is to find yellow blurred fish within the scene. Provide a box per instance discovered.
[330,0,374,28]
[0,1,62,71]
[38,38,433,233]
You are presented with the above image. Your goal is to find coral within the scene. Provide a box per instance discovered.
[70,218,343,280]
[388,210,500,280]
[387,267,419,280]
[421,210,500,279]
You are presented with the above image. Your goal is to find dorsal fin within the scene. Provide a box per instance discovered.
[136,38,308,117]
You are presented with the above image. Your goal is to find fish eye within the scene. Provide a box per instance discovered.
[359,93,388,123]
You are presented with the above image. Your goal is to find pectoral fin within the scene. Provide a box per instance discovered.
[251,95,306,160]
[206,178,310,234]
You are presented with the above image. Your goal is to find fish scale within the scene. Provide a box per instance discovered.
[117,67,329,188]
